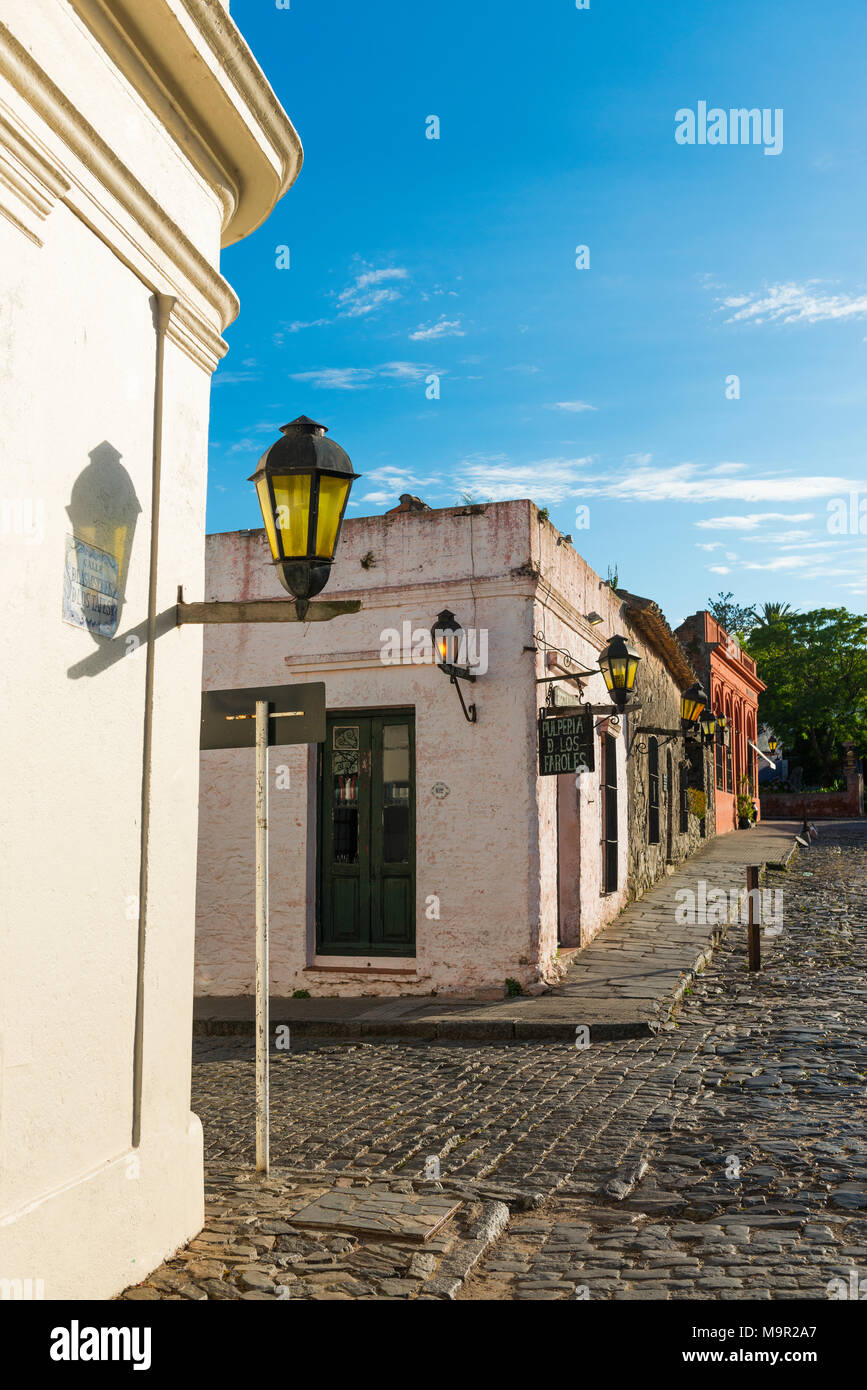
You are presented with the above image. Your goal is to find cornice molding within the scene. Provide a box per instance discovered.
[0,100,70,244]
[68,0,236,230]
[0,21,237,365]
[71,0,303,246]
[164,295,227,375]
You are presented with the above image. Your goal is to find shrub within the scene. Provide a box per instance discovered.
[686,788,707,820]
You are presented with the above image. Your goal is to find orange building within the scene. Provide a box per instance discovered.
[675,613,767,834]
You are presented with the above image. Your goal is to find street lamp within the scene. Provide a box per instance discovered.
[680,682,708,724]
[248,415,359,615]
[768,734,779,754]
[699,708,717,744]
[431,609,477,723]
[598,634,641,711]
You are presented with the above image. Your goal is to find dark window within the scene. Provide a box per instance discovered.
[715,731,725,790]
[724,714,733,792]
[603,734,618,892]
[679,764,688,833]
[648,737,660,844]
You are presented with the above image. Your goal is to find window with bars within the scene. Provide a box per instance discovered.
[648,737,660,844]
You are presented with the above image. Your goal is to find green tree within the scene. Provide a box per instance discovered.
[753,601,795,626]
[707,590,756,639]
[746,607,867,783]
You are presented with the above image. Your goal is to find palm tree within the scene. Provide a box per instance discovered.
[755,601,795,625]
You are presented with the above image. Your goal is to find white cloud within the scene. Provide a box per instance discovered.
[409,316,464,341]
[576,462,863,504]
[337,266,409,318]
[378,361,436,382]
[288,361,440,390]
[457,454,594,504]
[362,466,427,487]
[547,401,597,413]
[281,318,330,335]
[719,281,867,326]
[745,529,812,544]
[695,511,815,530]
[708,565,731,574]
[288,367,374,390]
[211,370,260,387]
[741,556,816,571]
[358,492,395,506]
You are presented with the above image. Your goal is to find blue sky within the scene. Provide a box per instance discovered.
[209,0,867,625]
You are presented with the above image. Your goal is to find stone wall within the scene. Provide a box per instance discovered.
[760,775,863,821]
[622,631,713,902]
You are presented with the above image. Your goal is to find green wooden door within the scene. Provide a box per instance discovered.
[318,711,415,955]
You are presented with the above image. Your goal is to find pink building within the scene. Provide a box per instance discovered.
[195,498,708,999]
[675,612,766,834]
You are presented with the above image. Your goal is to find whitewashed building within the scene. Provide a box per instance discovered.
[0,0,300,1298]
[195,496,711,1001]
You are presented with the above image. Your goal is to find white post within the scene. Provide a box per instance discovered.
[255,699,269,1174]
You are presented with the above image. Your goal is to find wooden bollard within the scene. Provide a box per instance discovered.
[747,864,760,971]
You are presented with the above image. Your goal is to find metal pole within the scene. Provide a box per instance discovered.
[746,864,760,972]
[255,699,270,1173]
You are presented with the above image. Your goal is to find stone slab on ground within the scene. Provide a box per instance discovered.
[117,1168,496,1302]
[194,821,799,1042]
[288,1191,461,1241]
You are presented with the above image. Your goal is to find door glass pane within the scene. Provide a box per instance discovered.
[332,726,359,863]
[381,724,410,863]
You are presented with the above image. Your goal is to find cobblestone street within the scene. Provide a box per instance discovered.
[121,822,866,1301]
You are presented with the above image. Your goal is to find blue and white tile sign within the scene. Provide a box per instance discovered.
[62,534,120,637]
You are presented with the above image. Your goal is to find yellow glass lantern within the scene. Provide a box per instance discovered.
[681,682,709,723]
[598,635,641,709]
[249,416,359,601]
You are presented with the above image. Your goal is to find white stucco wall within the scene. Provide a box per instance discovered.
[195,500,643,998]
[0,0,299,1300]
[196,505,543,998]
[530,522,632,957]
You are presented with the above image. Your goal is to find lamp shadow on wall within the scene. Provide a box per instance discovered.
[65,442,173,679]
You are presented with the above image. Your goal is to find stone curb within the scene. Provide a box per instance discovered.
[417,1201,511,1299]
[193,1016,658,1041]
[193,835,802,1045]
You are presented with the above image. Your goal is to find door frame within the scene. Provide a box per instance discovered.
[315,706,416,957]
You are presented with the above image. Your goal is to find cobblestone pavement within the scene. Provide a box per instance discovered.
[121,822,865,1300]
[460,823,867,1299]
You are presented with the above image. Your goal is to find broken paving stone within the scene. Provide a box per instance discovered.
[235,1267,277,1294]
[378,1278,420,1297]
[182,1259,228,1281]
[408,1253,438,1279]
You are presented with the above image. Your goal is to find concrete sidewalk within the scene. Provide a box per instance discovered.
[194,821,800,1042]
